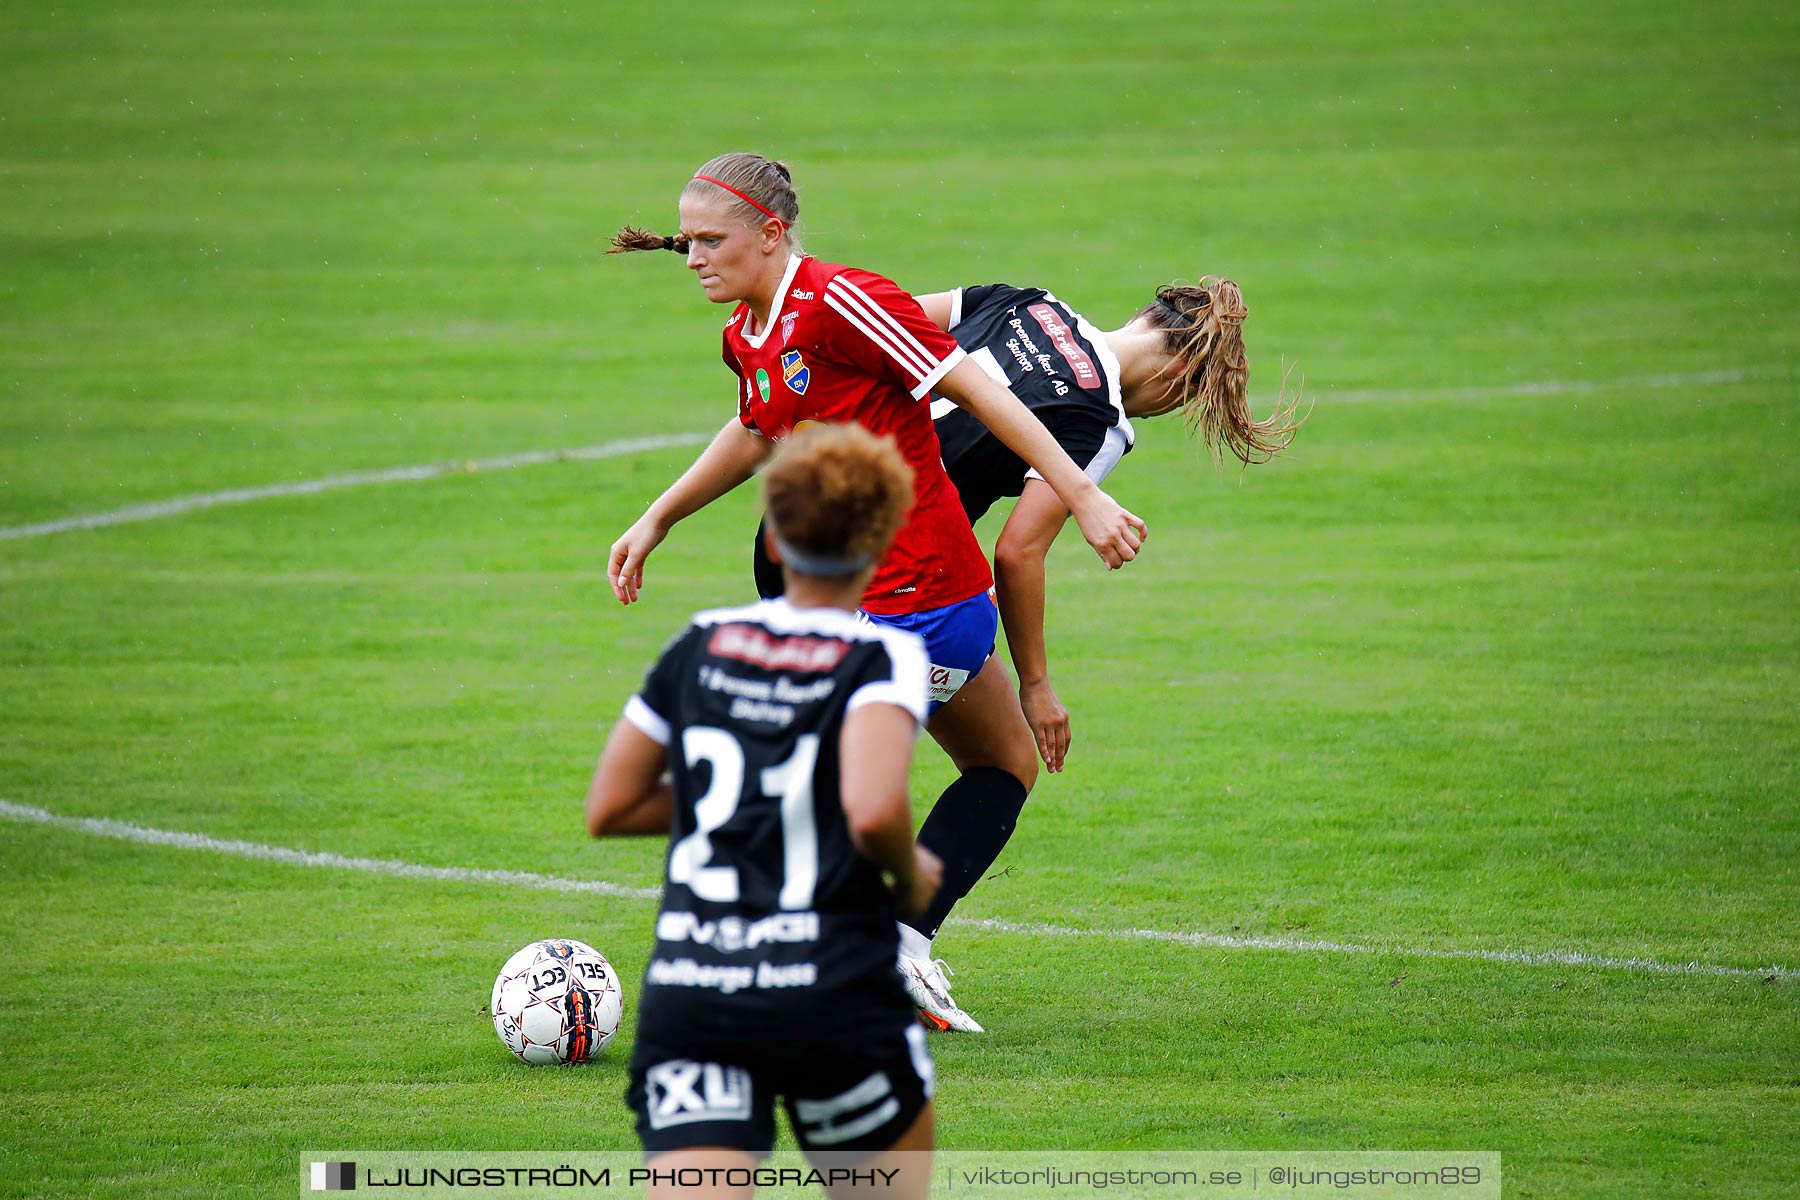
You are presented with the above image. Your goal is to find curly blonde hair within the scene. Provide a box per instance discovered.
[762,424,914,577]
[1139,277,1305,466]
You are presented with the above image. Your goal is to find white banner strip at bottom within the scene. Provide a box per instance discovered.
[300,1151,1503,1199]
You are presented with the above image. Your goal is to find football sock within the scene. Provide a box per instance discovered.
[896,923,933,961]
[907,766,1029,940]
[752,517,784,600]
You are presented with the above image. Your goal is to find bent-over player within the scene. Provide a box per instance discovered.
[752,278,1303,1000]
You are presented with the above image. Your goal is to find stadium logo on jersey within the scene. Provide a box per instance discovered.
[790,289,814,300]
[657,910,820,952]
[780,350,810,395]
[755,368,772,404]
[646,1061,754,1130]
[1027,304,1102,390]
[708,624,848,672]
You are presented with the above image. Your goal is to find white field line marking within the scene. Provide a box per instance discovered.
[0,432,711,543]
[3,799,1784,981]
[954,918,1785,981]
[1322,365,1792,404]
[0,799,659,900]
[5,364,1793,545]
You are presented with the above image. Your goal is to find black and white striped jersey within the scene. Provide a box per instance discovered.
[622,598,927,1052]
[931,284,1134,522]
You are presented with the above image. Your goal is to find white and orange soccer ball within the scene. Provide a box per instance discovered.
[490,939,623,1065]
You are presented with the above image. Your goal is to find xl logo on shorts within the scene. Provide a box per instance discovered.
[646,1060,753,1130]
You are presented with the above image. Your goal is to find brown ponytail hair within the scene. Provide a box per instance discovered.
[1138,277,1305,466]
[763,424,914,579]
[608,152,802,256]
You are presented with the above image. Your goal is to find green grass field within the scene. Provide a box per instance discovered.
[2,1,1796,1196]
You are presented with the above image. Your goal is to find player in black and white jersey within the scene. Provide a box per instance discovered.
[755,278,1303,1033]
[923,283,1133,530]
[588,424,943,1197]
[911,278,1304,770]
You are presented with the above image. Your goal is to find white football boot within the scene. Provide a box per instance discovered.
[897,952,985,1033]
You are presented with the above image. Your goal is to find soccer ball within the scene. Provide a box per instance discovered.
[490,939,623,1065]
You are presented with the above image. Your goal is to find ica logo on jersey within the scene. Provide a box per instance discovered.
[781,350,811,396]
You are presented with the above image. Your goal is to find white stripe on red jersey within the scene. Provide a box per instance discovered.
[824,277,940,381]
[822,290,933,382]
[721,257,992,615]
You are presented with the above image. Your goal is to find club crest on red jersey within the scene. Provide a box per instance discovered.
[780,350,810,396]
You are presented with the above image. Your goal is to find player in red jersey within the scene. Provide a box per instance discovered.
[607,152,1147,1032]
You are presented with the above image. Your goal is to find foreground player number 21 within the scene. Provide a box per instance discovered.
[670,728,819,910]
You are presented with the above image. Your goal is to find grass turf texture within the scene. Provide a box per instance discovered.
[1,0,1795,1197]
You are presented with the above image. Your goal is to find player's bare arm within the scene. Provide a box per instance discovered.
[840,702,943,919]
[932,357,1147,569]
[992,479,1075,773]
[585,719,673,837]
[608,418,774,605]
[913,290,957,331]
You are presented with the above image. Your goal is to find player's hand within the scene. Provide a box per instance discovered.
[895,844,944,921]
[607,516,668,606]
[1020,680,1071,773]
[1071,487,1147,570]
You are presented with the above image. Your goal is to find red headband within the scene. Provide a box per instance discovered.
[692,174,789,229]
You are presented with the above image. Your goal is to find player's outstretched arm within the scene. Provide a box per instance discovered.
[840,702,942,918]
[608,418,774,605]
[993,480,1075,773]
[933,358,1146,570]
[585,719,673,837]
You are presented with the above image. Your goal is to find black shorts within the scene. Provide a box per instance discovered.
[941,406,1124,524]
[752,407,1125,597]
[626,1023,935,1156]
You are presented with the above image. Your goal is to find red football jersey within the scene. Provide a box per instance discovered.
[722,255,992,615]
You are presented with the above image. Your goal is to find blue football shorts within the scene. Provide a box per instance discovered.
[861,589,997,716]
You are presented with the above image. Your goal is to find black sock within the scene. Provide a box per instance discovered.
[908,766,1029,939]
[752,517,784,600]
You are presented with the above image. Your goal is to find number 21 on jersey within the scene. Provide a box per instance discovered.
[667,727,820,910]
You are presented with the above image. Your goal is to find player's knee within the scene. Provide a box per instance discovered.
[987,717,1039,792]
[963,739,1036,793]
[979,744,1036,791]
